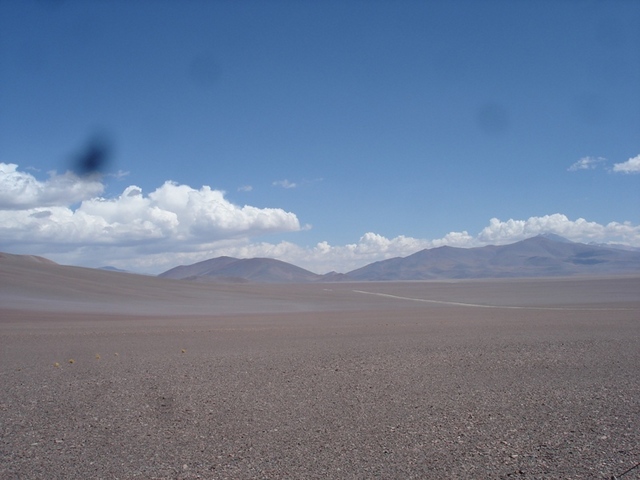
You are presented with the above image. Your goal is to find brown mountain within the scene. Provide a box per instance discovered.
[158,235,640,283]
[344,235,640,280]
[0,252,324,315]
[158,256,241,280]
[159,256,322,283]
[0,251,187,313]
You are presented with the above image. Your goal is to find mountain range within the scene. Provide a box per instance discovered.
[159,235,640,283]
[159,256,321,283]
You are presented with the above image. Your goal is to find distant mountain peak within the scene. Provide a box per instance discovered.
[157,234,640,283]
[344,235,640,281]
[536,233,572,243]
[159,256,321,283]
[99,266,129,273]
[0,252,58,265]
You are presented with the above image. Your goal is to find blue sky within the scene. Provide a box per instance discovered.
[1,0,639,274]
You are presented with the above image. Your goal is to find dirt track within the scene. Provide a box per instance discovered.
[1,278,639,479]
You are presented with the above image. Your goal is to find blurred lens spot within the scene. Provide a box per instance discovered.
[72,134,113,177]
[476,103,509,135]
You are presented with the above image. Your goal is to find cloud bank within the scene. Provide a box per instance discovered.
[612,154,640,174]
[2,163,639,274]
[207,214,640,275]
[0,162,301,252]
[0,163,104,209]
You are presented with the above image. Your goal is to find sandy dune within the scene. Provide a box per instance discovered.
[1,263,639,478]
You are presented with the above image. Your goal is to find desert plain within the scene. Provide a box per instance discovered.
[1,259,639,479]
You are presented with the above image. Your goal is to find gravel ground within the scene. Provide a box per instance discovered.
[1,284,639,479]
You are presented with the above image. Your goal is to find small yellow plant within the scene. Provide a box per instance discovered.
[181,349,186,354]
[68,359,75,364]
[53,362,60,368]
[95,354,101,359]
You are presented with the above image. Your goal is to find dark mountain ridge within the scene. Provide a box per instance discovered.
[159,235,640,282]
[159,256,240,280]
[160,256,320,283]
[347,235,640,280]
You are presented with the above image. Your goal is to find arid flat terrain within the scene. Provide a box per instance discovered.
[1,268,639,479]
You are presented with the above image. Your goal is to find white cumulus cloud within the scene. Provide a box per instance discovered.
[0,164,302,255]
[612,154,640,174]
[475,214,639,245]
[2,163,639,275]
[174,215,640,275]
[0,162,104,209]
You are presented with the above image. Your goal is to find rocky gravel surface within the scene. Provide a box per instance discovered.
[1,300,639,479]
